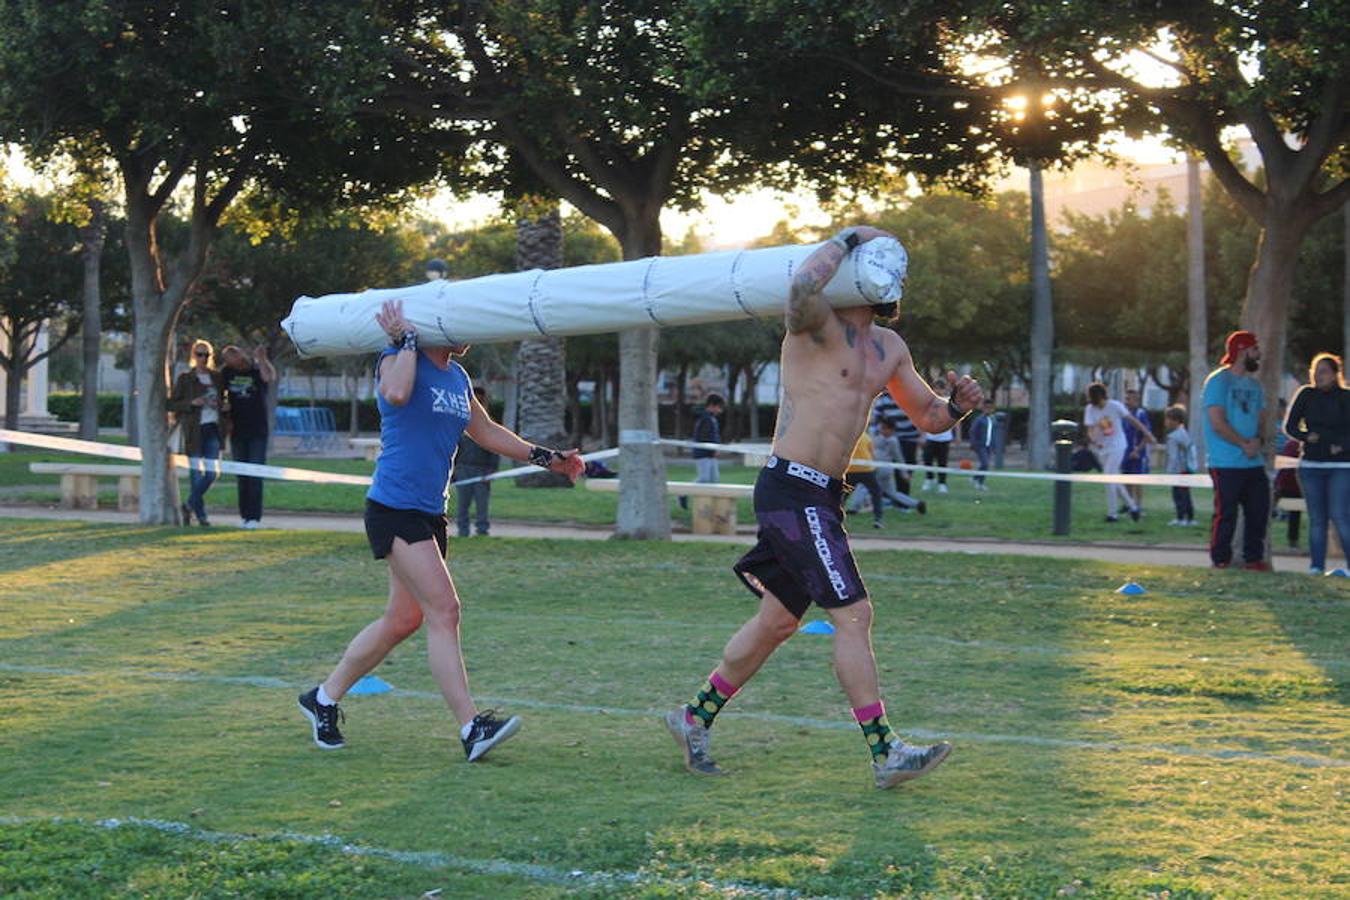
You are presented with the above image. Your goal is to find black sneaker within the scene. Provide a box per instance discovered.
[461,709,521,761]
[916,500,927,515]
[180,503,193,526]
[297,687,345,750]
[1128,507,1141,522]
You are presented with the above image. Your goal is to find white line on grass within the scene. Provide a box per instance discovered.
[2,662,1344,770]
[0,815,822,898]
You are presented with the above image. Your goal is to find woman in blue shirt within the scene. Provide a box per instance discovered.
[299,300,583,761]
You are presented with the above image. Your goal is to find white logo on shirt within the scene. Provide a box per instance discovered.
[430,387,471,418]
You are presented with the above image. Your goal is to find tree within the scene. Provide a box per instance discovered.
[995,1,1350,423]
[0,1,454,521]
[512,204,571,488]
[0,190,82,429]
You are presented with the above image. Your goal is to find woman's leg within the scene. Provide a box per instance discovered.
[1328,469,1350,569]
[386,537,477,724]
[322,572,424,700]
[1299,467,1329,571]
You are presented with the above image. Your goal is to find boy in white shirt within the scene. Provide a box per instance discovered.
[1084,382,1155,522]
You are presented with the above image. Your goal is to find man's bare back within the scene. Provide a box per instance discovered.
[770,226,982,479]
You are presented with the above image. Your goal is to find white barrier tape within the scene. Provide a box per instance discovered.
[0,429,372,486]
[451,448,621,487]
[1,428,621,491]
[657,438,1215,488]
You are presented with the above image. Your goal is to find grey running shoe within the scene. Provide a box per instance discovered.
[873,740,952,789]
[664,709,725,775]
[461,710,521,762]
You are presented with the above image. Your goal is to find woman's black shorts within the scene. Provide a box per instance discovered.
[364,499,448,560]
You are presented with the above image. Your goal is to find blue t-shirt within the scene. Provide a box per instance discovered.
[1202,367,1264,469]
[368,349,474,514]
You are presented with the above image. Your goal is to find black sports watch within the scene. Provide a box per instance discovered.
[947,397,968,422]
[829,228,861,253]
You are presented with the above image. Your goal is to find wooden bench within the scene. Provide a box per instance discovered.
[30,463,141,512]
[1277,497,1344,561]
[586,479,751,535]
[350,437,381,461]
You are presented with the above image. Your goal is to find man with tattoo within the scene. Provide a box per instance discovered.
[665,225,983,789]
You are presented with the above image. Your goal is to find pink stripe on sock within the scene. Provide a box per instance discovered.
[853,701,885,722]
[709,671,739,698]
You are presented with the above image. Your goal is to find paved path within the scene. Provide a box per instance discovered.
[0,502,1268,571]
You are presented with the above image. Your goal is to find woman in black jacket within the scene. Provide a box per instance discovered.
[1284,352,1350,574]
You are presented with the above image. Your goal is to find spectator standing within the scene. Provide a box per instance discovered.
[1163,404,1197,526]
[692,394,725,484]
[452,387,500,537]
[220,344,276,530]
[1273,438,1303,551]
[920,379,954,494]
[168,339,226,526]
[872,392,919,493]
[1283,352,1350,575]
[1122,388,1153,513]
[1083,382,1154,522]
[968,398,997,491]
[1202,331,1270,570]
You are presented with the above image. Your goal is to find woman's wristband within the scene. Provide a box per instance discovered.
[395,330,418,352]
[947,398,969,423]
[528,445,562,468]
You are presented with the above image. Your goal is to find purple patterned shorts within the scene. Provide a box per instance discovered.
[733,465,868,619]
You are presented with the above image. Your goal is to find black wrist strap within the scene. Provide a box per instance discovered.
[947,398,969,423]
[528,445,561,468]
[396,330,418,352]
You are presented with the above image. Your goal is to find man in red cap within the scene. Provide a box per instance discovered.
[1201,330,1270,569]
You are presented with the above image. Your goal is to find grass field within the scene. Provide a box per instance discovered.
[1,519,1345,898]
[0,447,1225,547]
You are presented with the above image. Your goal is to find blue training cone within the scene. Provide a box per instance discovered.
[799,620,836,635]
[1115,582,1148,596]
[1327,568,1349,578]
[347,674,394,695]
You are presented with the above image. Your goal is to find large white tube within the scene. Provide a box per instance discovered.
[281,238,907,357]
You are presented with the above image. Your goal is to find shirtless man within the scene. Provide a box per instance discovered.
[664,225,983,789]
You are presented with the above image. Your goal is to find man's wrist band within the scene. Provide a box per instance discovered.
[947,398,969,422]
[396,330,418,352]
[528,445,562,468]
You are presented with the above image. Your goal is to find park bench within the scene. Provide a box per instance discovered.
[586,478,751,535]
[1277,497,1344,561]
[349,437,381,461]
[30,462,141,512]
[274,406,339,453]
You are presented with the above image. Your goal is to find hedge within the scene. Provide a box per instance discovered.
[48,393,124,428]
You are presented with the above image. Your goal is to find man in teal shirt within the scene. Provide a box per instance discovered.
[1202,330,1270,569]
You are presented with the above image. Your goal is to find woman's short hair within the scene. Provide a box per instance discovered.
[1310,352,1345,388]
[1086,382,1107,403]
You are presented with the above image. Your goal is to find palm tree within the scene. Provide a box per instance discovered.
[513,206,571,488]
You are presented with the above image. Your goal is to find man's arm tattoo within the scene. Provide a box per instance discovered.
[774,394,795,439]
[786,247,844,334]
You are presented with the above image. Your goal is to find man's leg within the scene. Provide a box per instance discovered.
[825,598,951,786]
[385,537,477,724]
[934,443,949,486]
[667,591,798,774]
[1209,468,1240,566]
[454,480,474,538]
[474,481,491,536]
[1239,468,1270,565]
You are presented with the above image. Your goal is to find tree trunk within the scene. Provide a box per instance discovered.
[1239,205,1308,443]
[347,371,361,438]
[614,222,670,539]
[1027,161,1055,470]
[79,201,106,441]
[125,201,186,524]
[1344,204,1349,359]
[514,208,571,488]
[1186,157,1209,463]
[3,351,22,431]
[673,364,688,439]
[746,364,762,440]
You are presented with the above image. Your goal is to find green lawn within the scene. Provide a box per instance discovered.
[0,447,1226,546]
[1,520,1345,897]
